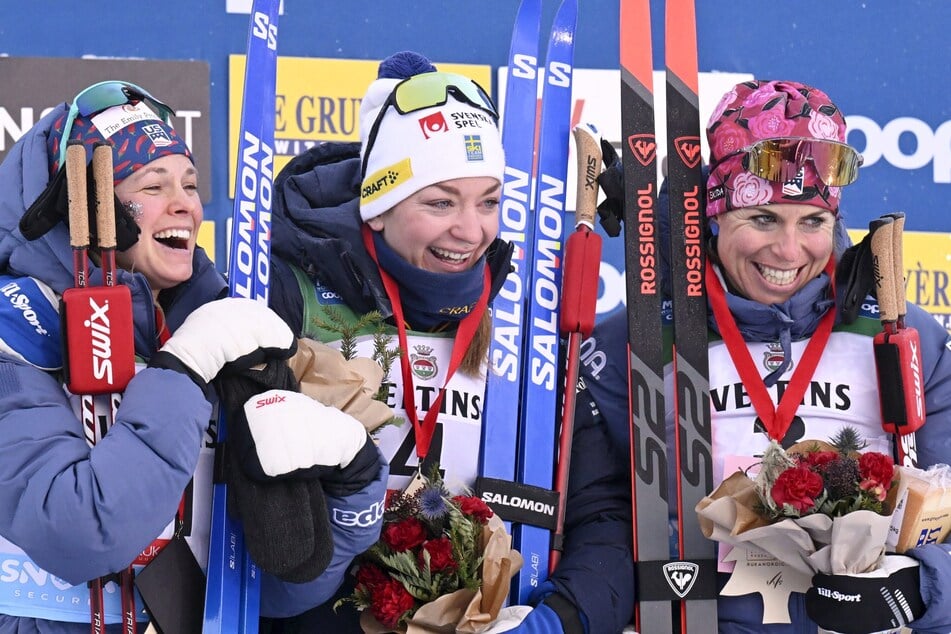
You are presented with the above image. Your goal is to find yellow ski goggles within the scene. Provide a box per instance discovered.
[741,137,863,186]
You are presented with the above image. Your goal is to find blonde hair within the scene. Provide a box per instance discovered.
[460,311,491,377]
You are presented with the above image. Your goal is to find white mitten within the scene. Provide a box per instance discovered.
[156,297,294,383]
[480,606,534,633]
[244,389,369,478]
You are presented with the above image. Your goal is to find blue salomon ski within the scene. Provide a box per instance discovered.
[512,0,577,603]
[203,1,279,631]
[479,0,541,512]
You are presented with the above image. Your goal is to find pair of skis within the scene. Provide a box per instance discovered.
[620,0,718,632]
[202,0,279,631]
[478,0,581,604]
[63,140,138,632]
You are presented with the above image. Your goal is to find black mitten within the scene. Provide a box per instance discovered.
[836,216,891,324]
[19,160,140,250]
[805,555,924,634]
[216,359,334,583]
[595,137,623,237]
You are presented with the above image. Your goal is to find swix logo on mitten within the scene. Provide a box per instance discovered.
[62,285,135,395]
[87,297,115,382]
[254,393,287,408]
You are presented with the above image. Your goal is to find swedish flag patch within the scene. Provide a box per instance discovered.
[464,135,484,161]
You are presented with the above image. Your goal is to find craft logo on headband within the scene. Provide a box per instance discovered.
[362,158,413,205]
[0,57,212,201]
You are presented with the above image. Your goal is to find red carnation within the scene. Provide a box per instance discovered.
[419,537,458,572]
[859,452,895,501]
[370,578,416,629]
[381,517,428,552]
[771,466,824,513]
[453,495,494,524]
[799,450,838,469]
[354,563,389,594]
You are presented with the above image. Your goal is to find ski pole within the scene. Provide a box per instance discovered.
[63,141,137,632]
[63,141,107,634]
[92,143,138,634]
[549,123,602,571]
[871,213,923,467]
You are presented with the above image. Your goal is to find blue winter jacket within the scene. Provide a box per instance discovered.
[579,193,951,631]
[0,105,387,631]
[263,142,635,634]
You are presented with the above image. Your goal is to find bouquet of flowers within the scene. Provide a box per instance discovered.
[337,469,523,633]
[697,427,899,580]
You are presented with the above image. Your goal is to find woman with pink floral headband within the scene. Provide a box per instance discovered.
[582,79,951,633]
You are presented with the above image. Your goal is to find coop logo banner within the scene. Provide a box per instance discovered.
[227,55,492,198]
[848,115,951,184]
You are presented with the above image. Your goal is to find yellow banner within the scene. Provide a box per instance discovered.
[848,229,951,331]
[227,55,492,197]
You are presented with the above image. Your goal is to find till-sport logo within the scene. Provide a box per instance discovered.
[816,587,861,603]
[663,562,698,599]
[1,280,49,335]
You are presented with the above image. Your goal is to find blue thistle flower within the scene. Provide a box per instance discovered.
[419,487,449,521]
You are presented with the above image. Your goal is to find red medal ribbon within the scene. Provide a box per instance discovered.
[706,259,836,442]
[363,225,490,460]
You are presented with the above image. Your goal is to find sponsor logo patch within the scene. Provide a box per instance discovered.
[418,112,449,139]
[464,134,484,161]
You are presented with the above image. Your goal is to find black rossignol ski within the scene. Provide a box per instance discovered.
[618,1,675,632]
[664,0,718,630]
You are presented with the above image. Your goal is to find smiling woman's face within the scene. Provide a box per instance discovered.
[366,176,500,273]
[114,154,202,294]
[711,203,836,304]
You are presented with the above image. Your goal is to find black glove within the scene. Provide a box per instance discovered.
[217,359,332,583]
[220,357,380,492]
[216,358,381,583]
[595,137,623,237]
[19,160,140,250]
[836,216,891,324]
[805,555,924,634]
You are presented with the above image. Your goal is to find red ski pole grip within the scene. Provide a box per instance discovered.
[63,285,136,395]
[559,227,602,336]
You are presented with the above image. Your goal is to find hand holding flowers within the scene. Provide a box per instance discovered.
[695,428,901,623]
[338,469,522,633]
